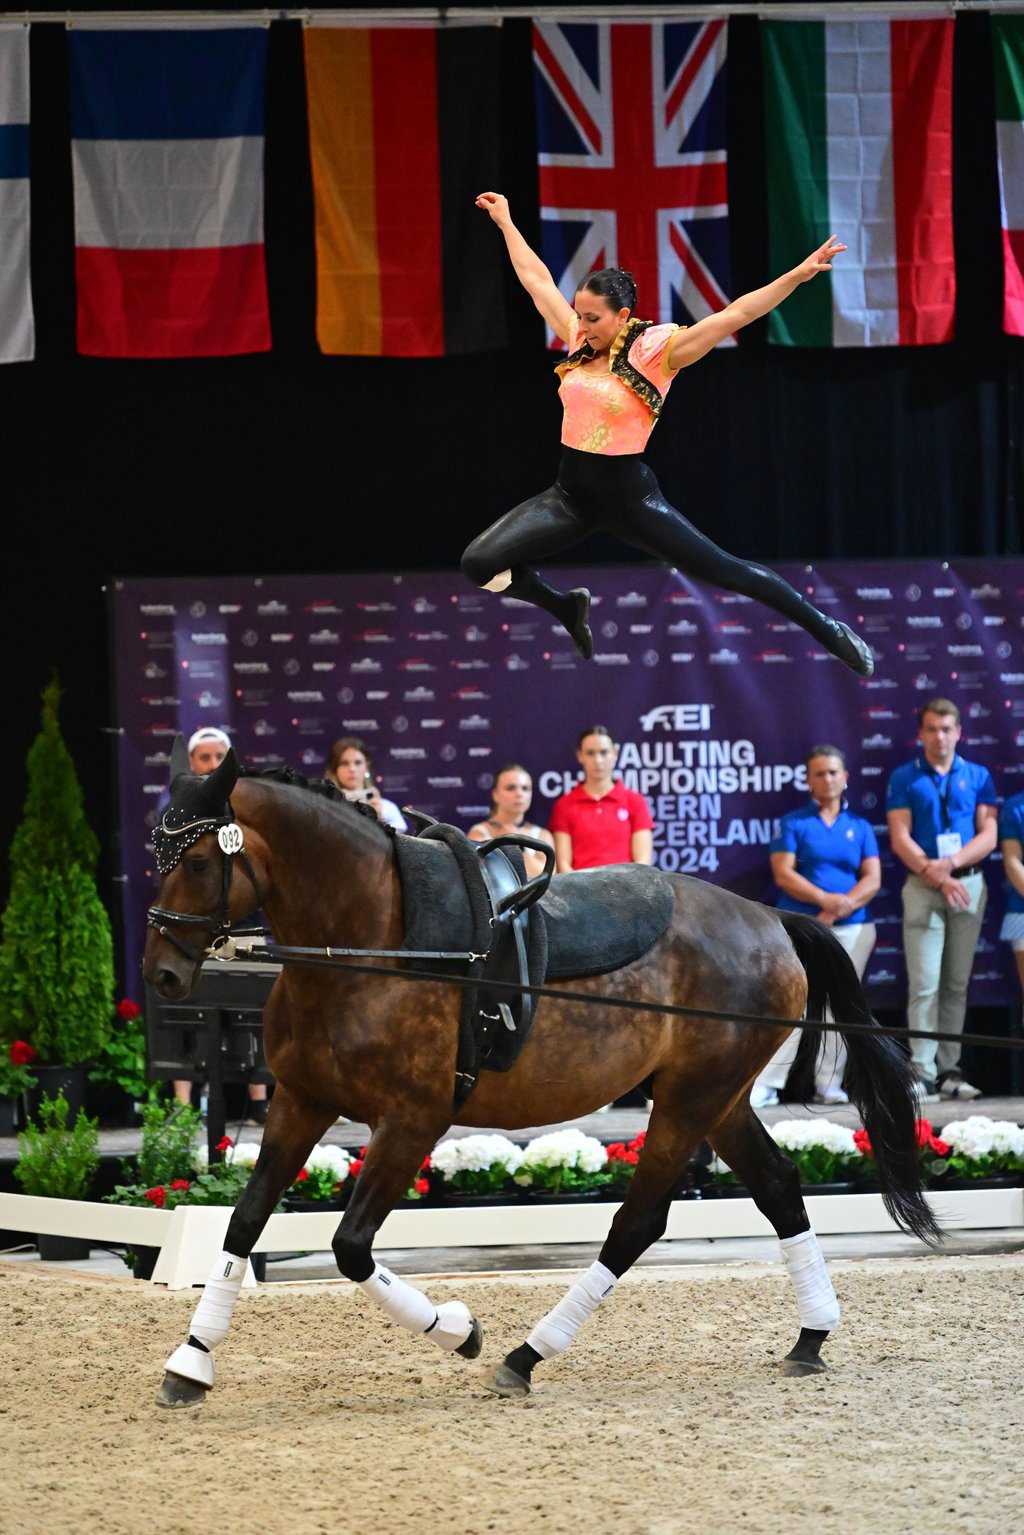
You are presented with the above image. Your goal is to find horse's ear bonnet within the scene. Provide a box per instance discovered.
[152,737,240,875]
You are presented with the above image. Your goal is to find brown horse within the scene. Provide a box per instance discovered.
[143,750,938,1408]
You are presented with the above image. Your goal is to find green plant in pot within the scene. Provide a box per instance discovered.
[14,1091,101,1261]
[0,680,115,1116]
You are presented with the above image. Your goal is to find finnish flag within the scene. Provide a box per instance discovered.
[0,25,34,364]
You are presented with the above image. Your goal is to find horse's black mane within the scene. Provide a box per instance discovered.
[238,763,392,830]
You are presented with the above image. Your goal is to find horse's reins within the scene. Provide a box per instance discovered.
[215,942,1024,1056]
[147,815,1024,1058]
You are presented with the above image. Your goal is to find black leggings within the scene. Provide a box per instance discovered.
[461,447,849,657]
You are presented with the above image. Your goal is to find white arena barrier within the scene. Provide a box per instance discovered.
[1,1188,1021,1289]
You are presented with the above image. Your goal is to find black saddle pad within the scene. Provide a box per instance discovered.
[394,833,476,952]
[541,864,675,980]
[395,835,674,982]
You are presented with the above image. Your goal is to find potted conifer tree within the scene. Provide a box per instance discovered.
[0,678,115,1116]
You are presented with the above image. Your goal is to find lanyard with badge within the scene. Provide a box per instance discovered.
[931,763,962,861]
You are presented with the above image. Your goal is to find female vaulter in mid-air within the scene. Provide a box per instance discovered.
[462,194,873,678]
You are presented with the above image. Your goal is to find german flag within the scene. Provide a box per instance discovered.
[304,22,507,357]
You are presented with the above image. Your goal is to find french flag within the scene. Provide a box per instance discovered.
[68,25,271,358]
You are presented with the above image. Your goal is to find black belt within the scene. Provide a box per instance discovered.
[913,863,982,880]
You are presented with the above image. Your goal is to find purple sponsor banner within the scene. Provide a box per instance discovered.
[111,560,1024,1006]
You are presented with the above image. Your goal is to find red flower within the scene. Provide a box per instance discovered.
[630,1131,646,1152]
[296,1167,309,1182]
[10,1040,36,1066]
[414,1177,430,1195]
[170,1179,191,1192]
[216,1136,234,1152]
[852,1128,873,1155]
[605,1142,627,1160]
[914,1120,934,1148]
[929,1137,951,1158]
[419,1155,431,1172]
[349,1158,364,1179]
[117,999,141,1021]
[144,1186,166,1208]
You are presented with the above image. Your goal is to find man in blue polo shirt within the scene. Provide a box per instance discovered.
[886,697,997,1102]
[751,745,881,1108]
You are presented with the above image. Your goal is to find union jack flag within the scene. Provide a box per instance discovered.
[532,20,732,346]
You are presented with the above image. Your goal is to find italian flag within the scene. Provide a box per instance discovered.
[762,18,954,347]
[994,16,1024,337]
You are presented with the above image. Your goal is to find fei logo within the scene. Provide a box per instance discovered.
[639,703,713,733]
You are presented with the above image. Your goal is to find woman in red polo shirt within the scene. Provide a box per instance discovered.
[549,726,654,872]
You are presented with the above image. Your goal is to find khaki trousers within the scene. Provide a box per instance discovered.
[901,872,986,1084]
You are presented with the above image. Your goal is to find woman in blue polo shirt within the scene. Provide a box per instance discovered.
[999,791,1024,1002]
[751,744,881,1108]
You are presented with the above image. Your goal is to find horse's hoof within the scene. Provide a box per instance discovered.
[155,1371,209,1408]
[482,1362,532,1398]
[780,1355,827,1378]
[455,1316,483,1360]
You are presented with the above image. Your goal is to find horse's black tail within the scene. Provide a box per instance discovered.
[777,910,942,1246]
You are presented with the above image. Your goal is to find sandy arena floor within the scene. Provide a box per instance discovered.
[1,1253,1021,1535]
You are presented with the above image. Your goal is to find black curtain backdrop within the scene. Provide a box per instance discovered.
[2,3,1022,948]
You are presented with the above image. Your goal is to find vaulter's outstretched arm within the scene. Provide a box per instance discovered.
[666,236,847,371]
[476,191,577,344]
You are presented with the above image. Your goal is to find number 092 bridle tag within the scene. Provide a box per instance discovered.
[217,823,245,855]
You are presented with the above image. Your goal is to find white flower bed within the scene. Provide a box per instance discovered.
[769,1119,859,1157]
[514,1129,607,1186]
[304,1143,351,1182]
[431,1134,524,1181]
[939,1117,1024,1162]
[713,1118,862,1186]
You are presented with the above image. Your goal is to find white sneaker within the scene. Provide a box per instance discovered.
[750,1085,780,1109]
[912,1077,939,1105]
[938,1072,981,1101]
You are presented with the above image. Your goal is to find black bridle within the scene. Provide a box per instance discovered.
[147,808,266,966]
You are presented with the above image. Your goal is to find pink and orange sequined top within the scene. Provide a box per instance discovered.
[556,316,683,456]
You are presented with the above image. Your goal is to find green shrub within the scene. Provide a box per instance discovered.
[0,679,114,1064]
[133,1101,202,1189]
[14,1092,100,1199]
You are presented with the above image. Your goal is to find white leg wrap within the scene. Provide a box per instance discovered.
[358,1263,436,1335]
[164,1341,215,1390]
[526,1261,618,1361]
[424,1300,475,1353]
[483,568,513,592]
[780,1230,840,1332]
[188,1251,248,1351]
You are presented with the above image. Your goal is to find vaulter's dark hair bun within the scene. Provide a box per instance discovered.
[580,268,638,314]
